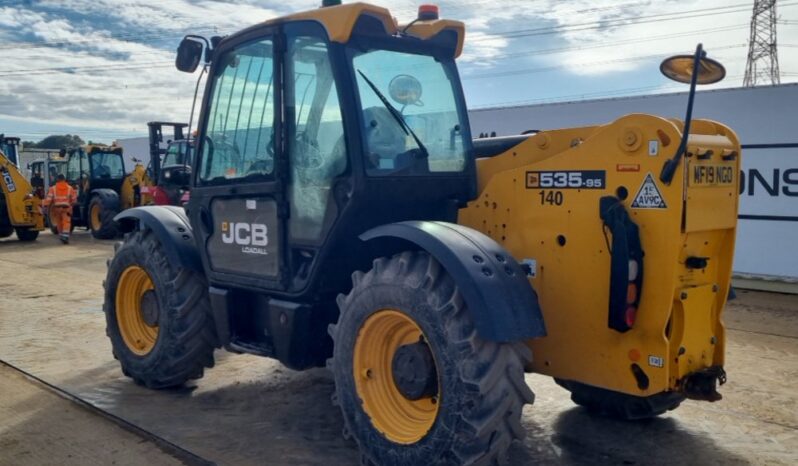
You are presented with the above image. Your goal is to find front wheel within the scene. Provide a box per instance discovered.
[330,251,534,466]
[103,229,217,388]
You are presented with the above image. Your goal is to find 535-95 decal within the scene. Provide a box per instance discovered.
[526,170,606,189]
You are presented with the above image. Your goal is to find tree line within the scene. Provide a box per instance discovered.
[21,134,85,150]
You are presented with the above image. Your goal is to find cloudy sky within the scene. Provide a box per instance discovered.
[1,0,796,143]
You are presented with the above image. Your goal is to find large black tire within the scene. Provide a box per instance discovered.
[89,191,120,239]
[330,251,534,466]
[103,229,218,389]
[555,378,685,420]
[0,226,13,238]
[15,227,39,242]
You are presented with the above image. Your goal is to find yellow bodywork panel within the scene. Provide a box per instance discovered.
[262,2,465,57]
[0,150,44,230]
[459,114,740,397]
[120,163,154,210]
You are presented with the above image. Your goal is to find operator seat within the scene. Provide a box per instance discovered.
[362,106,408,170]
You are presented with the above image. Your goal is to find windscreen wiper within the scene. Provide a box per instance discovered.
[357,69,429,158]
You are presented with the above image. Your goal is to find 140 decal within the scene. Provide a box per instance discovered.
[526,170,606,189]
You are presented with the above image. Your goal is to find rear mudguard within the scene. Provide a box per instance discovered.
[360,221,546,342]
[115,206,202,272]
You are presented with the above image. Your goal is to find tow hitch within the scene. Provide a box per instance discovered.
[683,366,727,401]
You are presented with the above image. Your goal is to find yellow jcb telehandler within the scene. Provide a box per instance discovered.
[0,135,44,241]
[102,2,740,464]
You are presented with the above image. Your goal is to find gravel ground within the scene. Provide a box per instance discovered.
[0,230,796,465]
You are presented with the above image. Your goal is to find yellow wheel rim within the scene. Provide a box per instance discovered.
[90,203,101,231]
[353,309,440,445]
[115,266,159,356]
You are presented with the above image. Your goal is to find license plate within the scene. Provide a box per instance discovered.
[689,164,734,187]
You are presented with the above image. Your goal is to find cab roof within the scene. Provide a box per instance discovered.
[84,144,123,155]
[258,2,465,57]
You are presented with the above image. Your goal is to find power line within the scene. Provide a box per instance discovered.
[0,61,174,76]
[471,24,748,61]
[467,2,794,42]
[2,22,750,83]
[462,46,745,81]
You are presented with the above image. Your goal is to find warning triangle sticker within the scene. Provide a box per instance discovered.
[631,173,667,209]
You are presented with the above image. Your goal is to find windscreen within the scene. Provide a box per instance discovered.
[353,50,468,175]
[90,152,125,179]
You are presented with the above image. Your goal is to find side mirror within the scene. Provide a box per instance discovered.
[176,37,205,73]
[389,74,423,107]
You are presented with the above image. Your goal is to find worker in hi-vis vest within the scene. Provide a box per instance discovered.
[43,174,77,244]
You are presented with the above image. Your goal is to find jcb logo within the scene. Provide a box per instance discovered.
[1,170,15,193]
[221,222,268,246]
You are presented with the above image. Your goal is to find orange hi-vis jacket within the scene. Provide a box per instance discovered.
[44,181,77,207]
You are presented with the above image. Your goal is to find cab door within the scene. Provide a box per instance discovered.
[189,29,287,291]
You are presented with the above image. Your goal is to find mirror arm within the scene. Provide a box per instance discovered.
[660,43,703,185]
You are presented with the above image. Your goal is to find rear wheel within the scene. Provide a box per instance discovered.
[330,251,534,465]
[555,379,685,420]
[89,192,119,239]
[15,227,39,242]
[0,226,13,238]
[104,229,217,388]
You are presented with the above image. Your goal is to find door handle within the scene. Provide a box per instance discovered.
[199,207,213,235]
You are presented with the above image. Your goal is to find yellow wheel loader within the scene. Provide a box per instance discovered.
[0,135,44,241]
[102,2,740,464]
[57,143,153,238]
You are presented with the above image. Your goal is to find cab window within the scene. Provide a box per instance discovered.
[200,38,275,183]
[90,153,125,179]
[66,149,87,181]
[164,143,190,167]
[286,32,347,242]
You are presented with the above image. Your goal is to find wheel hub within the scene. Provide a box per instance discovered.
[140,290,160,327]
[353,309,440,445]
[115,265,159,356]
[391,339,438,401]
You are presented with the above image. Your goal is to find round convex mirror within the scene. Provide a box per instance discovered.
[660,54,726,85]
[389,74,423,106]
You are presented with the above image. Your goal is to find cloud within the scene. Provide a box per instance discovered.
[0,0,796,141]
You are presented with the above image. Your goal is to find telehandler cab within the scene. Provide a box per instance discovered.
[104,3,740,464]
[0,136,44,241]
[58,143,153,238]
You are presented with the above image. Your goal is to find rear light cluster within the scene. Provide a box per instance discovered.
[625,259,640,327]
